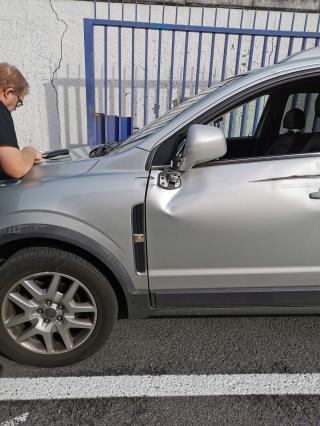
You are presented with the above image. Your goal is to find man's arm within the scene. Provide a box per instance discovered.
[0,146,42,179]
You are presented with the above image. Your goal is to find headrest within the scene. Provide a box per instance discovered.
[283,108,305,130]
[315,94,320,118]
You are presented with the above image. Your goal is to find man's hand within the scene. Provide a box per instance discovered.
[22,146,42,163]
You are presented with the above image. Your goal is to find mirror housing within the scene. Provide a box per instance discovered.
[180,124,227,172]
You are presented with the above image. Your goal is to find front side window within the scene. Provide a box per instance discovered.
[120,76,242,149]
[210,95,269,138]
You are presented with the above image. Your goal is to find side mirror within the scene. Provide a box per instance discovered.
[180,124,227,172]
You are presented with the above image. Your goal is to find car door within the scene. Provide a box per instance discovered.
[146,152,320,309]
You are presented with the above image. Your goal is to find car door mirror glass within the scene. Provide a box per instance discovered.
[180,124,227,172]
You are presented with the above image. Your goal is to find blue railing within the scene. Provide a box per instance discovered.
[85,3,320,146]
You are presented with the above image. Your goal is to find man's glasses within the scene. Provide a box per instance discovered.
[15,93,23,108]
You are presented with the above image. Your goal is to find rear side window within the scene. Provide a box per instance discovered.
[280,93,320,134]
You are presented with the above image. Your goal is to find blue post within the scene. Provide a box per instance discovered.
[143,3,152,126]
[301,14,308,51]
[228,10,243,137]
[240,11,257,137]
[168,6,178,110]
[118,26,122,141]
[131,2,137,133]
[252,11,270,133]
[104,27,108,143]
[181,6,192,102]
[221,9,231,82]
[274,13,283,63]
[84,19,96,145]
[208,9,218,87]
[195,6,204,95]
[155,5,165,118]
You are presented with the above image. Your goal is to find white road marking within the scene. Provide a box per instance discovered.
[1,374,320,400]
[1,412,29,426]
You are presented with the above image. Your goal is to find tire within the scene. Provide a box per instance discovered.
[0,247,118,367]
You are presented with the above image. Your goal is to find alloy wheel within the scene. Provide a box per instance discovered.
[1,272,97,355]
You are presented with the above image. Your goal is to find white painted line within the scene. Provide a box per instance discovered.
[1,412,29,426]
[1,374,320,400]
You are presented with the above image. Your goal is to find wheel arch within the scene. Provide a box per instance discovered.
[0,224,151,319]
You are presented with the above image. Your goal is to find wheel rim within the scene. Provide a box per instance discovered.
[1,272,97,355]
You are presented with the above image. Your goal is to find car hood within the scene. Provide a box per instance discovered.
[0,144,149,187]
[19,145,98,182]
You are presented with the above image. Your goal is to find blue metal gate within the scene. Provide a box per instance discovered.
[84,3,320,146]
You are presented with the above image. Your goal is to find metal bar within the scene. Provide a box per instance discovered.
[84,19,96,145]
[240,11,257,137]
[168,6,178,110]
[316,15,320,47]
[94,0,97,19]
[143,4,152,126]
[261,11,270,67]
[252,12,270,134]
[274,12,283,63]
[155,5,165,118]
[143,29,148,126]
[195,6,204,95]
[181,6,192,102]
[287,13,296,57]
[311,17,320,131]
[221,9,231,82]
[85,18,320,38]
[234,10,243,74]
[118,26,122,141]
[301,14,308,51]
[104,26,108,143]
[247,11,256,70]
[228,10,243,137]
[131,8,137,133]
[208,9,218,87]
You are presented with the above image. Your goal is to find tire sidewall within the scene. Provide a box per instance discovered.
[0,249,117,367]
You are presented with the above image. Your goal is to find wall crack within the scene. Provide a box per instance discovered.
[49,0,68,147]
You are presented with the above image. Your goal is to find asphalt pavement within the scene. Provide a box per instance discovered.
[1,315,320,424]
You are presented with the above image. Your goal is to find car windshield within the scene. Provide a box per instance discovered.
[120,76,241,148]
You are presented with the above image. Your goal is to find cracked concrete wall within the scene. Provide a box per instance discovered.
[0,0,318,149]
[0,0,92,150]
[94,0,320,13]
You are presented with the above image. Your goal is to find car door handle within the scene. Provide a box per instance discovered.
[309,190,320,199]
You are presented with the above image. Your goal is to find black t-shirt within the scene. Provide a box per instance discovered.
[0,101,19,179]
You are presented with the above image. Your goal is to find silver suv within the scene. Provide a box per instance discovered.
[1,47,320,367]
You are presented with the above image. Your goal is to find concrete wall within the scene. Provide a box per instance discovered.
[93,0,320,13]
[0,0,319,150]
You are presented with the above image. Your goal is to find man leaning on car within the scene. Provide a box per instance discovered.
[0,63,42,179]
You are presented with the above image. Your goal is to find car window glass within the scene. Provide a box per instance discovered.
[208,95,269,138]
[280,93,320,134]
[117,75,243,150]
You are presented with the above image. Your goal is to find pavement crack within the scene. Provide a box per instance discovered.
[49,0,68,147]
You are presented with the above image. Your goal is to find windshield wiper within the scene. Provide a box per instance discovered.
[89,142,120,158]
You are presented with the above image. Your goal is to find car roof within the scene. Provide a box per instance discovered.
[280,46,320,64]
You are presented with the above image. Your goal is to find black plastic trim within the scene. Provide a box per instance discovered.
[152,287,320,308]
[132,204,147,274]
[195,151,320,168]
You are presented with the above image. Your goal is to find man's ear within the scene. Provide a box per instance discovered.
[3,87,14,99]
